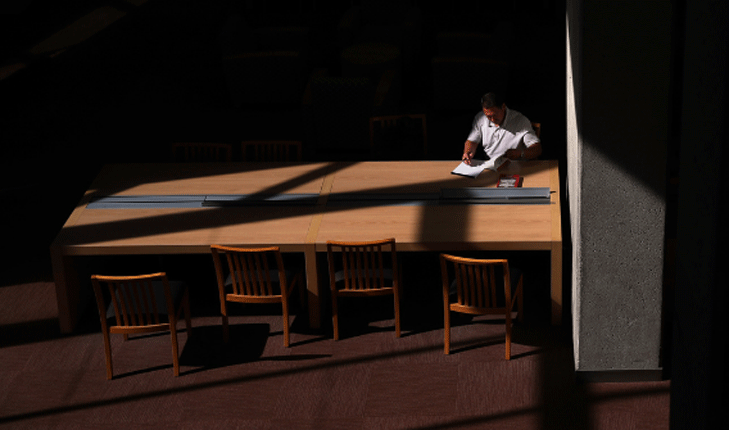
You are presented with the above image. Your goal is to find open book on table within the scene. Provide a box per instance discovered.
[451,156,507,178]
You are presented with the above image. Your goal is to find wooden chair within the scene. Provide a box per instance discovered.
[531,122,541,138]
[91,272,192,379]
[240,140,302,162]
[210,245,303,347]
[326,238,401,340]
[439,254,523,359]
[369,113,428,159]
[170,142,232,162]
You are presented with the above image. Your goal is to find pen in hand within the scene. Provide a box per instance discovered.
[462,152,472,165]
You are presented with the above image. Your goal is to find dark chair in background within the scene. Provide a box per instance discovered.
[170,142,232,162]
[241,140,303,162]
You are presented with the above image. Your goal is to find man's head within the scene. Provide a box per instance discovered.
[480,92,506,126]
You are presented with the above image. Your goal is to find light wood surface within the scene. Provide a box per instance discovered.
[52,160,562,332]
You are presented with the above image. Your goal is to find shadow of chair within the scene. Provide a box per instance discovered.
[170,142,232,162]
[326,238,401,340]
[210,245,303,347]
[369,113,428,160]
[91,272,192,379]
[241,140,303,162]
[439,254,523,359]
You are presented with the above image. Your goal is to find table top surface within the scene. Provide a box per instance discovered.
[53,160,560,253]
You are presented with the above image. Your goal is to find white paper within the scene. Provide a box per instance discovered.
[451,156,506,178]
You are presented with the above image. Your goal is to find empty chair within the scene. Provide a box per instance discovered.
[170,142,232,162]
[91,272,192,379]
[439,254,523,359]
[326,238,401,340]
[241,140,303,162]
[210,245,303,347]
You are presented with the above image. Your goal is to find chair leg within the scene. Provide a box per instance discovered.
[332,294,340,341]
[222,314,229,343]
[505,317,512,360]
[393,289,401,338]
[102,330,113,380]
[281,297,291,348]
[170,323,181,376]
[444,307,451,355]
[443,285,451,354]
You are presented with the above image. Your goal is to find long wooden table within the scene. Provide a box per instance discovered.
[51,160,562,333]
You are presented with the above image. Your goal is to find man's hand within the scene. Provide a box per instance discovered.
[462,141,476,165]
[505,148,523,160]
[462,151,473,165]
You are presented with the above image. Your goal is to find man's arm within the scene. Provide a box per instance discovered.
[505,142,542,160]
[462,140,478,165]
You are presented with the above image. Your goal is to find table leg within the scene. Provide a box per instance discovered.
[304,245,321,329]
[51,248,80,334]
[551,241,563,325]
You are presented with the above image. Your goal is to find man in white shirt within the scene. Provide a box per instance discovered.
[461,92,542,165]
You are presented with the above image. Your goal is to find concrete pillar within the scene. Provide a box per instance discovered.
[567,0,672,378]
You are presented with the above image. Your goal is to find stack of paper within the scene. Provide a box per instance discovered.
[450,156,506,178]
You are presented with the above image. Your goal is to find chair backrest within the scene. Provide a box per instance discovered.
[439,254,513,313]
[327,238,398,294]
[210,244,287,300]
[531,122,541,139]
[171,142,232,162]
[91,273,175,332]
[241,140,302,162]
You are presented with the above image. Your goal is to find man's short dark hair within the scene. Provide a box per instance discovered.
[480,92,505,109]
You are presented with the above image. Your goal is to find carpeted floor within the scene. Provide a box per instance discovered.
[0,258,669,430]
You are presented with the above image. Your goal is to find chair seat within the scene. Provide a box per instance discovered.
[106,280,188,319]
